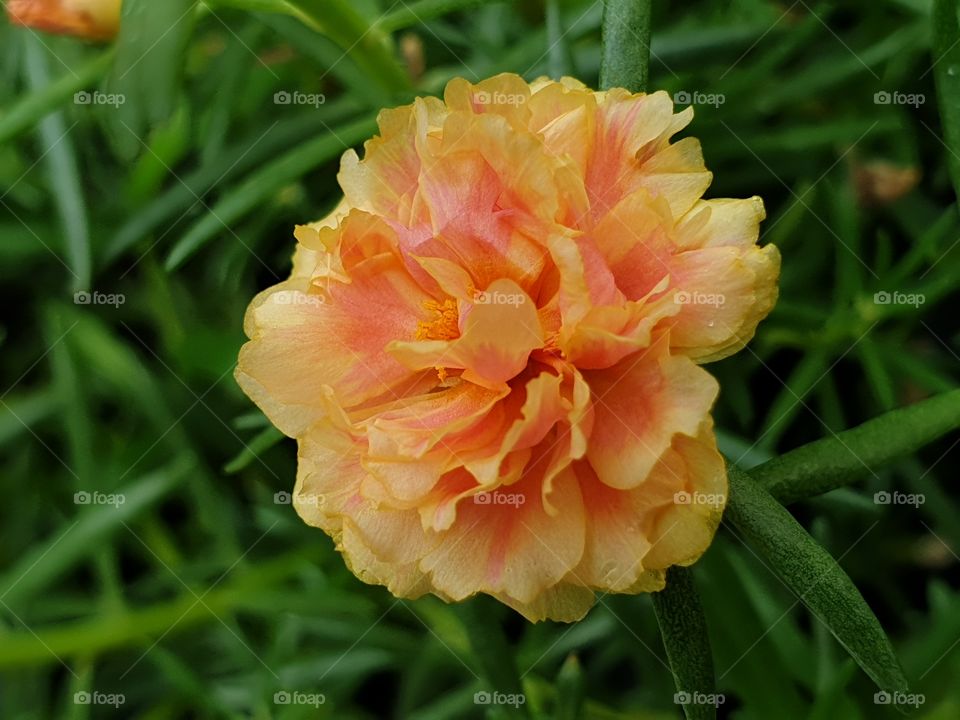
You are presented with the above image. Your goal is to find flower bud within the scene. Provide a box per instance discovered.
[7,0,122,41]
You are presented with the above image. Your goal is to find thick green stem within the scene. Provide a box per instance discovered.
[652,567,717,720]
[750,389,960,504]
[457,599,529,717]
[599,0,652,92]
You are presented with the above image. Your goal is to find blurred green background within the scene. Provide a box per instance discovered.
[1,0,958,718]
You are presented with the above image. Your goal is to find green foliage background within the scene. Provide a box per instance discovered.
[0,0,958,718]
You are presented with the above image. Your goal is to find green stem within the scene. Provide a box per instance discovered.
[750,389,960,504]
[457,598,529,717]
[599,0,652,92]
[652,567,717,720]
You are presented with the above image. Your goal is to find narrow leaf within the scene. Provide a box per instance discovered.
[599,0,652,92]
[23,36,91,292]
[751,389,960,504]
[0,49,114,146]
[652,567,717,720]
[456,599,529,718]
[0,459,190,608]
[164,115,376,270]
[224,426,284,473]
[104,0,197,160]
[378,0,496,34]
[555,654,585,720]
[725,466,909,694]
[210,0,410,93]
[105,100,361,261]
[545,0,574,79]
[933,0,960,206]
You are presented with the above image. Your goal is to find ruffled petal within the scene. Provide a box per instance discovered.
[420,466,585,603]
[583,335,719,490]
[237,250,434,436]
[668,243,781,362]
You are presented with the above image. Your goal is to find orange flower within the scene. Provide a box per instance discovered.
[237,74,780,621]
[7,0,121,41]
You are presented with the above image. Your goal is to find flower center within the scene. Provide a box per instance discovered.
[415,298,460,382]
[416,298,459,341]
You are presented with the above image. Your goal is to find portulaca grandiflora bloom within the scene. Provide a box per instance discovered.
[237,73,780,621]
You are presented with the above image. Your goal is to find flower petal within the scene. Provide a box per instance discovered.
[237,251,434,436]
[583,335,718,490]
[420,467,585,603]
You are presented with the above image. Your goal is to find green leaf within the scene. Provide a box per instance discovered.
[545,0,574,79]
[599,0,652,92]
[757,346,831,451]
[932,0,960,206]
[104,0,197,161]
[210,0,410,93]
[0,388,58,446]
[104,99,362,261]
[751,389,960,504]
[164,115,376,270]
[378,0,498,34]
[22,36,91,292]
[555,654,585,720]
[0,459,189,608]
[456,598,529,718]
[652,567,717,720]
[0,49,114,146]
[223,426,285,473]
[724,466,909,694]
[0,547,318,667]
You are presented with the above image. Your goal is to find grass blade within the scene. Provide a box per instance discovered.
[933,0,960,206]
[0,459,190,608]
[224,426,284,473]
[104,0,197,161]
[164,115,376,270]
[22,36,91,292]
[456,599,529,718]
[0,49,114,146]
[210,0,409,93]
